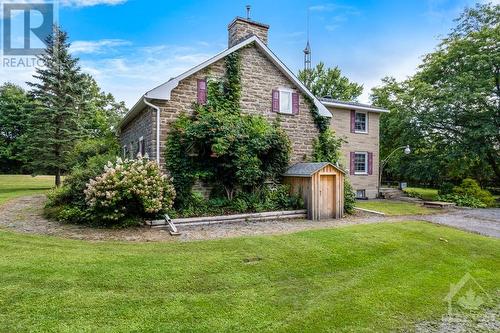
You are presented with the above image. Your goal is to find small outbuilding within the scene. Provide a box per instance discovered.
[283,162,345,220]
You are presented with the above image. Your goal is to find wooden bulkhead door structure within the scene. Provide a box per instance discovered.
[283,162,345,220]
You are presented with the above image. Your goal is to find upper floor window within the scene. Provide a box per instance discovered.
[355,111,367,133]
[272,88,299,115]
[279,90,292,114]
[354,152,368,174]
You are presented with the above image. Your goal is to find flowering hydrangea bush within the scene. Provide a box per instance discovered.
[84,155,176,225]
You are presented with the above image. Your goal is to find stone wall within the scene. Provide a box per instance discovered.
[228,18,269,47]
[329,108,380,198]
[119,107,155,160]
[156,42,320,169]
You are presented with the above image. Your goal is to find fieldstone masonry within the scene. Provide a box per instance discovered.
[120,107,154,159]
[228,17,269,47]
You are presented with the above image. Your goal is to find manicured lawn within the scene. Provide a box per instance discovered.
[404,187,440,201]
[0,175,55,205]
[356,200,437,215]
[0,222,498,332]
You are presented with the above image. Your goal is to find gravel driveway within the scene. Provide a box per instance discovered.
[422,208,500,238]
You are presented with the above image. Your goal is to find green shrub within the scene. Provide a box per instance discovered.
[437,178,494,207]
[84,156,176,226]
[438,194,486,208]
[452,178,494,206]
[438,182,455,195]
[344,179,356,214]
[173,184,304,218]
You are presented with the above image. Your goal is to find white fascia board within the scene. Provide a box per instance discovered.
[322,101,389,113]
[118,97,146,130]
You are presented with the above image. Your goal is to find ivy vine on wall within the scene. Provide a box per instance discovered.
[165,50,291,208]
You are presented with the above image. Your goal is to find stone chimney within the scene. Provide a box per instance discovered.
[228,17,269,48]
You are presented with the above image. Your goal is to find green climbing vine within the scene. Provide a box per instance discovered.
[306,97,356,214]
[165,50,292,210]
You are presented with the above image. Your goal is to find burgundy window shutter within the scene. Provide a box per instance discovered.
[350,152,355,175]
[292,92,299,115]
[350,110,356,133]
[368,152,373,175]
[272,90,280,112]
[197,79,207,104]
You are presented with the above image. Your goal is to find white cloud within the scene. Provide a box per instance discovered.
[60,0,127,7]
[309,3,359,14]
[70,39,131,54]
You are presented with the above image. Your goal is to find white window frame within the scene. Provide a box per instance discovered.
[122,145,127,158]
[354,111,368,134]
[278,87,293,115]
[354,152,368,175]
[138,136,144,157]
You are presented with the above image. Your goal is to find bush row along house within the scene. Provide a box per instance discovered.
[118,16,388,199]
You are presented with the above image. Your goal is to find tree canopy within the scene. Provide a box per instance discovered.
[299,62,363,101]
[372,3,500,186]
[0,84,31,173]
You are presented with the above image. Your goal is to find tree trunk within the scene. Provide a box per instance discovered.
[486,151,500,184]
[55,168,61,188]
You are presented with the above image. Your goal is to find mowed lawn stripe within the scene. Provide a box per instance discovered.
[0,222,498,332]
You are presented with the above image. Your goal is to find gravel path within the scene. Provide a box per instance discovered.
[0,195,498,242]
[421,208,500,238]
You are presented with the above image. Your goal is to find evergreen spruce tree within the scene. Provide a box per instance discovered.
[25,26,88,187]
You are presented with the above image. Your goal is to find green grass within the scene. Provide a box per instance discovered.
[0,175,55,205]
[404,187,440,201]
[356,200,437,215]
[0,223,498,332]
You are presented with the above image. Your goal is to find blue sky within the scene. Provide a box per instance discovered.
[0,0,495,106]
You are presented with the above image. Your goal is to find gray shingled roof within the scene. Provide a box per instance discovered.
[320,97,388,112]
[283,162,345,177]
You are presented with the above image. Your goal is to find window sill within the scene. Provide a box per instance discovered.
[354,172,368,175]
[354,130,368,134]
[277,111,294,116]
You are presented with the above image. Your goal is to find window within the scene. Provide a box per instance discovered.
[138,137,145,157]
[354,111,367,133]
[354,152,368,174]
[356,189,366,199]
[279,90,292,114]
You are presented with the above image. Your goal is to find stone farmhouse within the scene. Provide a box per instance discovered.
[118,16,388,199]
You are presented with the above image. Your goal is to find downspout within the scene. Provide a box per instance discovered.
[143,97,161,165]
